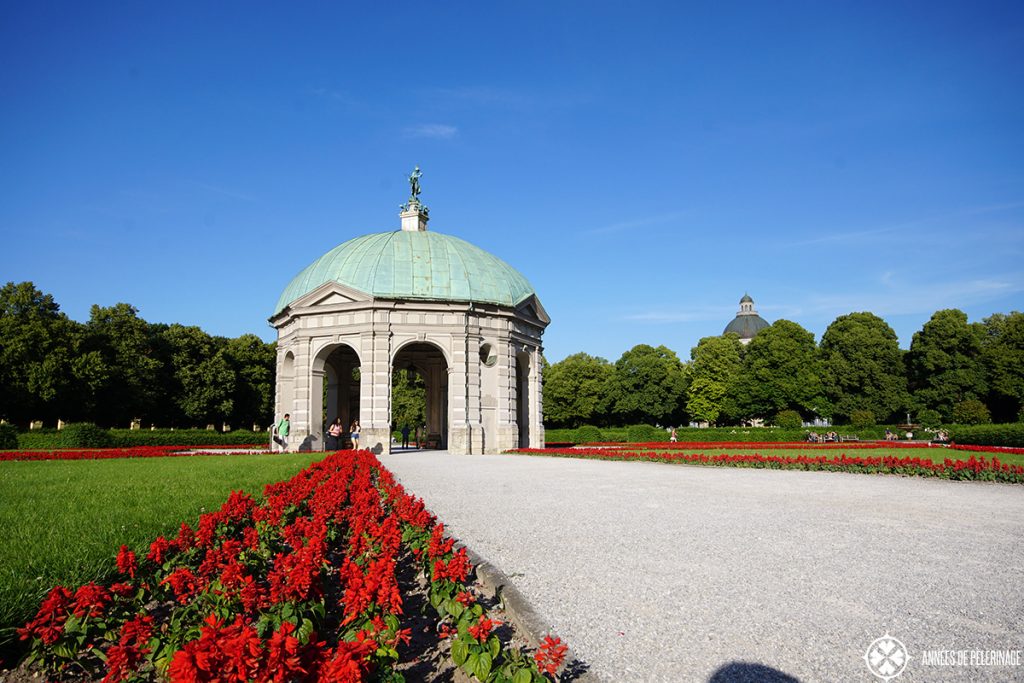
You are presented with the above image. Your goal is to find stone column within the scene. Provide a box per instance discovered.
[289,341,313,451]
[529,345,544,448]
[309,367,325,451]
[359,325,392,454]
[495,335,519,452]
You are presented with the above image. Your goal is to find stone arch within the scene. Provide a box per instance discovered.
[279,350,295,421]
[311,342,361,451]
[391,341,449,451]
[515,350,532,448]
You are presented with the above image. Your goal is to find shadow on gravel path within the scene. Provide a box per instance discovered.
[708,661,801,682]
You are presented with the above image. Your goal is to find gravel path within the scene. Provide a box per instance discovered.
[381,451,1024,682]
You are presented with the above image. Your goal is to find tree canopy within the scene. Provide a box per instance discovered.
[906,309,987,421]
[732,320,827,420]
[820,312,910,423]
[0,282,276,429]
[542,353,614,428]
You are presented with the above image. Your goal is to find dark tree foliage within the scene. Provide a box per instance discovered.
[733,320,827,420]
[543,353,614,428]
[906,309,987,422]
[687,334,743,425]
[608,344,688,427]
[0,282,276,429]
[820,312,910,424]
[980,312,1024,422]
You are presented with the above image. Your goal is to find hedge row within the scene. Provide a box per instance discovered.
[12,427,268,450]
[947,423,1024,447]
[546,425,897,445]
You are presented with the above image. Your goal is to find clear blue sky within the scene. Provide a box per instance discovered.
[3,2,1022,363]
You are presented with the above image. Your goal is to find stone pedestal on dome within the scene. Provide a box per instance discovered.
[268,191,549,455]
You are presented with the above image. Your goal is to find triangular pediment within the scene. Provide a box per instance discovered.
[291,281,373,310]
[515,294,550,326]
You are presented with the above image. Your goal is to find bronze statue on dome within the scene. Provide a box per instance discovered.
[409,166,422,200]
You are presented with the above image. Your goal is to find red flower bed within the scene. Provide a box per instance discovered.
[950,443,1024,456]
[512,448,1024,483]
[16,450,566,682]
[0,446,267,462]
[583,441,932,450]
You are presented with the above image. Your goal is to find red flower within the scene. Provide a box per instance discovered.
[116,545,138,579]
[467,615,500,643]
[147,536,172,564]
[72,583,110,618]
[17,585,72,644]
[161,567,203,604]
[455,590,476,606]
[535,635,569,676]
[101,614,153,683]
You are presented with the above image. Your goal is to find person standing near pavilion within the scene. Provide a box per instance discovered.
[350,420,361,450]
[275,414,290,452]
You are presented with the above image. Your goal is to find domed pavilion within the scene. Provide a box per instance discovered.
[269,170,549,454]
[723,293,770,344]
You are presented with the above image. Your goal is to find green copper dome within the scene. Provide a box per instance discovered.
[724,314,770,339]
[274,230,537,315]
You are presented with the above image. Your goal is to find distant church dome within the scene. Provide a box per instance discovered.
[724,293,770,344]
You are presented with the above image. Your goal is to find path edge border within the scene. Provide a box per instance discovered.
[463,545,603,683]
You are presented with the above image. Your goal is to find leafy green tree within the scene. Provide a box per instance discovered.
[0,282,77,424]
[391,368,426,430]
[608,344,688,426]
[160,325,236,426]
[83,303,162,426]
[686,334,743,425]
[733,320,827,420]
[224,334,276,427]
[951,399,991,425]
[980,312,1024,422]
[820,312,910,423]
[774,409,803,429]
[906,309,987,422]
[849,409,876,428]
[543,353,614,428]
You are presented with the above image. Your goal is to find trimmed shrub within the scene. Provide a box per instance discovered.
[850,410,876,428]
[574,425,604,444]
[918,409,942,429]
[951,399,992,425]
[774,410,803,429]
[626,424,663,443]
[55,423,115,449]
[948,423,1024,447]
[0,423,18,450]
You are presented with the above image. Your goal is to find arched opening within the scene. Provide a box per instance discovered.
[280,351,295,420]
[390,368,426,449]
[317,344,360,450]
[516,351,531,448]
[392,342,448,451]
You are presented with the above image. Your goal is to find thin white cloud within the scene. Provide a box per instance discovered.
[623,305,734,323]
[622,274,1023,326]
[801,276,1023,318]
[584,210,690,236]
[789,200,1024,247]
[192,182,256,203]
[403,123,458,140]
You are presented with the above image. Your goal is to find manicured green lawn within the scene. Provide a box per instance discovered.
[652,446,1024,467]
[0,452,321,656]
